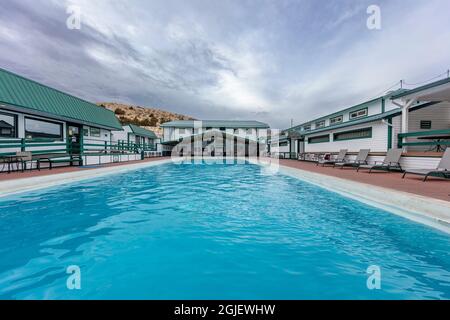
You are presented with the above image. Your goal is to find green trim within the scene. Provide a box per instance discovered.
[288,96,386,132]
[308,134,330,144]
[381,98,385,113]
[398,129,450,138]
[387,118,393,150]
[315,120,326,128]
[333,127,372,142]
[349,107,368,120]
[297,108,401,136]
[401,141,450,147]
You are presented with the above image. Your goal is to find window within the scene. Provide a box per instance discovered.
[420,120,432,130]
[83,128,89,136]
[308,134,330,144]
[279,141,288,147]
[25,117,63,140]
[0,112,18,138]
[330,115,343,125]
[315,120,325,129]
[349,108,368,120]
[303,125,311,131]
[90,127,101,137]
[333,127,372,141]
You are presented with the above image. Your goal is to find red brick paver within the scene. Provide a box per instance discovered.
[279,159,450,202]
[0,157,170,182]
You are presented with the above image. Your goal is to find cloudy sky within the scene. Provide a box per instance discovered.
[0,0,449,128]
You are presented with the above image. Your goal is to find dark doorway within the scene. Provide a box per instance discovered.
[67,123,82,155]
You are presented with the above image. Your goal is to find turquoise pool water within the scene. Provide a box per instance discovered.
[0,162,449,300]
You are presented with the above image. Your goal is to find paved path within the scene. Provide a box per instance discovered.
[279,159,450,202]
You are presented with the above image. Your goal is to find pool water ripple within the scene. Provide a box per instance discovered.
[0,162,449,299]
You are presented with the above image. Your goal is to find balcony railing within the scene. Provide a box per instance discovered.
[397,129,450,151]
[0,138,156,157]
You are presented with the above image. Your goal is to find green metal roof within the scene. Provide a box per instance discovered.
[391,77,450,99]
[0,68,122,130]
[128,124,158,139]
[161,120,270,129]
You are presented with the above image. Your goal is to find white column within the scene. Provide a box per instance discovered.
[400,99,415,151]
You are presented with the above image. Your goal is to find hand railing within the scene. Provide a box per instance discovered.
[397,129,450,149]
[0,138,156,157]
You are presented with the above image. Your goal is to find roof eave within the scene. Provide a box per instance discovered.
[0,103,123,130]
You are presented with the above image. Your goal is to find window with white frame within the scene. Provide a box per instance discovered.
[349,108,368,120]
[330,115,343,125]
[315,120,326,129]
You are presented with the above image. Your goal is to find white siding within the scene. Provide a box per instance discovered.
[83,126,112,153]
[392,114,402,150]
[405,102,450,151]
[305,120,389,153]
[163,127,267,143]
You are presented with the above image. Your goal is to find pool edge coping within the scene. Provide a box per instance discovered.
[251,159,450,234]
[0,159,174,197]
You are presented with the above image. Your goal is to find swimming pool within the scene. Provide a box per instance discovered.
[0,161,449,299]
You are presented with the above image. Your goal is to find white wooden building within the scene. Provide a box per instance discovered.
[285,78,450,170]
[111,124,161,156]
[0,68,144,169]
[160,120,270,157]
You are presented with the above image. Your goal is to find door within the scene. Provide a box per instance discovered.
[67,124,82,154]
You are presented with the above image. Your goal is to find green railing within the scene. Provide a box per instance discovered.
[0,138,156,157]
[397,129,450,148]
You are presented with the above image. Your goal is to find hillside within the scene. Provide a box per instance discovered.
[98,102,196,137]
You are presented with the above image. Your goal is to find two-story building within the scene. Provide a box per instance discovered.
[285,77,450,170]
[160,120,270,157]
